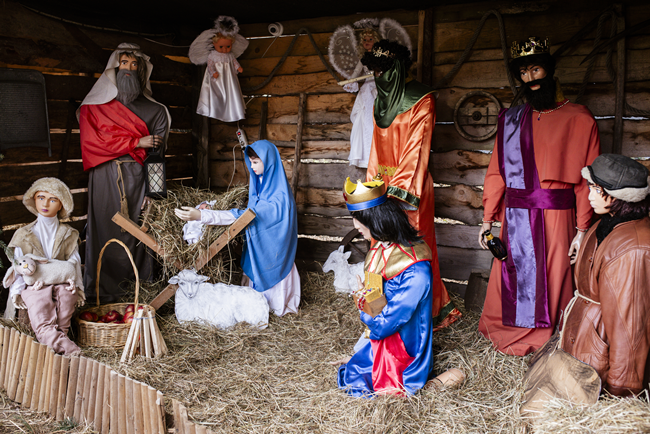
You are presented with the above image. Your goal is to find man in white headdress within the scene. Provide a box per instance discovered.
[78,43,171,303]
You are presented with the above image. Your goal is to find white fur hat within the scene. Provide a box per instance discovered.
[23,177,74,219]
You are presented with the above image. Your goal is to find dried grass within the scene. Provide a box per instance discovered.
[146,184,248,283]
[3,271,649,433]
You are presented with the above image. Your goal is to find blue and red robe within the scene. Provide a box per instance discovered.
[337,242,435,397]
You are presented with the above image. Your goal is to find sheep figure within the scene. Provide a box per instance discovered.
[2,254,76,291]
[169,269,270,330]
[322,246,364,294]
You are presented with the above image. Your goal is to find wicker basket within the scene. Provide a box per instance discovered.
[76,238,155,348]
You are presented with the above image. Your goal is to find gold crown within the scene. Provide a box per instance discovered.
[343,176,387,210]
[511,37,550,59]
[372,46,393,58]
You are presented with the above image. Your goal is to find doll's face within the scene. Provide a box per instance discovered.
[362,35,377,52]
[519,64,547,91]
[198,203,211,210]
[118,54,139,71]
[34,191,62,218]
[353,218,372,241]
[213,38,233,53]
[249,157,264,176]
[588,184,614,215]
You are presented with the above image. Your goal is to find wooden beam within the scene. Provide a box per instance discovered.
[149,209,256,309]
[613,4,626,154]
[291,93,307,195]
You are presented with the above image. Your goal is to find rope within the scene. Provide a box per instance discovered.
[241,28,340,94]
[433,10,518,97]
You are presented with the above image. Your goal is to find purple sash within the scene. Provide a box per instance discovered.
[496,104,575,328]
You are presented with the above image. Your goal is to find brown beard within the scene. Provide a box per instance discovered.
[523,75,557,111]
[115,69,141,106]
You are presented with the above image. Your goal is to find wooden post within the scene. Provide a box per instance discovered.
[15,336,33,403]
[196,425,208,434]
[0,327,9,388]
[81,358,95,421]
[118,374,127,434]
[290,93,307,195]
[93,363,106,429]
[39,348,53,412]
[57,99,77,181]
[133,381,144,434]
[5,328,18,392]
[420,8,435,86]
[30,343,46,411]
[101,367,111,434]
[49,354,62,417]
[258,100,268,140]
[73,356,87,420]
[141,382,151,434]
[126,378,135,434]
[110,371,119,434]
[85,359,100,423]
[612,4,626,155]
[172,399,183,434]
[184,421,196,434]
[7,331,26,400]
[64,356,80,419]
[142,311,153,359]
[21,338,39,407]
[155,389,165,434]
[56,356,69,421]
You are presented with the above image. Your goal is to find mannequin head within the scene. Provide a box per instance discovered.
[33,191,63,218]
[212,34,234,53]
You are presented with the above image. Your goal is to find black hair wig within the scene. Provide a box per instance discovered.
[245,146,260,159]
[360,39,413,74]
[509,53,556,83]
[351,198,422,246]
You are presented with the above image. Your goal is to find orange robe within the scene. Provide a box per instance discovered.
[479,102,601,355]
[367,93,460,329]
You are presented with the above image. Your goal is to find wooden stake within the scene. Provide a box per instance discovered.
[5,329,18,393]
[133,380,144,434]
[142,310,152,359]
[49,354,62,417]
[151,310,168,356]
[81,358,94,422]
[156,390,165,434]
[118,374,127,434]
[101,367,111,434]
[29,343,46,411]
[86,359,100,423]
[141,382,151,434]
[121,308,143,363]
[172,399,183,434]
[179,404,189,434]
[21,339,39,407]
[38,349,53,412]
[16,337,33,403]
[0,327,6,389]
[196,425,207,434]
[184,421,196,434]
[73,356,87,421]
[64,356,80,419]
[56,356,69,421]
[93,363,106,430]
[149,310,161,357]
[110,371,119,434]
[125,378,135,434]
[8,332,27,400]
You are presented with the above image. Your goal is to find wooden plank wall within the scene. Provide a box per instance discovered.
[0,1,195,279]
[206,0,650,294]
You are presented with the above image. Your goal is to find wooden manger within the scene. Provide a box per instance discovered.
[111,208,256,310]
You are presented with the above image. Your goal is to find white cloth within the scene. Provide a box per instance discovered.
[347,74,376,168]
[242,264,301,317]
[182,201,218,244]
[197,51,246,122]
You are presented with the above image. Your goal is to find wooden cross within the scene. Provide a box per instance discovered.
[111,208,256,310]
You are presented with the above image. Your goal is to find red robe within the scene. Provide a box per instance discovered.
[479,102,601,355]
[79,100,149,171]
[367,93,460,330]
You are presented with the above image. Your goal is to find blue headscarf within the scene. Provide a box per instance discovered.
[230,140,298,291]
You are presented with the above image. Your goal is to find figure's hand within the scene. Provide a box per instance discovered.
[478,222,493,249]
[136,135,163,149]
[212,71,219,79]
[12,294,26,309]
[329,356,352,366]
[237,67,243,73]
[174,207,201,221]
[65,279,76,293]
[76,294,85,308]
[32,281,43,291]
[141,196,152,211]
[343,82,359,93]
[356,274,364,291]
[568,231,586,265]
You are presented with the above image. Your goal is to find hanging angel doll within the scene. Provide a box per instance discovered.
[328,18,412,168]
[189,16,250,122]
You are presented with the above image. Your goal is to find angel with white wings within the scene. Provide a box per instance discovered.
[328,18,412,168]
[189,16,250,122]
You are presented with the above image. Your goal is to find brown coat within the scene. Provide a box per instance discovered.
[560,217,650,396]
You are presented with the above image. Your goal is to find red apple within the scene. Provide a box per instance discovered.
[102,310,122,323]
[124,304,135,314]
[113,319,125,324]
[79,311,98,322]
[123,311,134,324]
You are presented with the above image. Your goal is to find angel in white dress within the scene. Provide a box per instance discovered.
[328,18,413,168]
[189,16,249,122]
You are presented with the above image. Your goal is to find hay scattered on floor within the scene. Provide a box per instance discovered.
[146,184,248,283]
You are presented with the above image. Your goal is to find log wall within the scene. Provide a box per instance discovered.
[208,0,650,294]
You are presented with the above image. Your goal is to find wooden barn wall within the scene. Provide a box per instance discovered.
[0,1,195,272]
[208,0,650,294]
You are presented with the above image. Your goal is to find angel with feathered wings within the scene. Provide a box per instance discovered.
[189,16,249,122]
[328,18,412,168]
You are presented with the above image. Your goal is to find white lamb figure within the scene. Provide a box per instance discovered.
[2,254,76,291]
[322,246,364,294]
[169,269,269,330]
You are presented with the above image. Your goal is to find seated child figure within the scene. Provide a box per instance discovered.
[182,200,216,245]
[3,178,85,355]
[332,177,463,397]
[175,140,300,316]
[560,154,650,396]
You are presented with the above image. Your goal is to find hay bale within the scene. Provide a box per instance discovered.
[147,184,248,284]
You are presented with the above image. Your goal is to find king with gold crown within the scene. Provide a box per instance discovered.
[477,36,601,356]
[333,177,465,397]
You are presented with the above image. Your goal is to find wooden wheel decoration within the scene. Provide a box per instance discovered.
[453,91,502,142]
